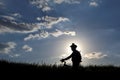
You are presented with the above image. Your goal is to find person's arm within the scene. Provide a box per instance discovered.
[60,54,72,62]
[64,54,72,60]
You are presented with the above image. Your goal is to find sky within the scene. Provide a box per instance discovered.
[0,0,120,66]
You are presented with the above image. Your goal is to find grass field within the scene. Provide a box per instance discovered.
[0,60,120,79]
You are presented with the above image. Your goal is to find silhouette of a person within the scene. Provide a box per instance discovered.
[60,43,82,69]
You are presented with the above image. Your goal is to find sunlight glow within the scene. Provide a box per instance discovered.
[58,37,91,65]
[65,41,81,53]
[60,38,84,58]
[59,38,85,64]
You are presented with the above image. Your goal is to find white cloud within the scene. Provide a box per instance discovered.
[53,0,64,4]
[50,29,76,37]
[29,0,80,12]
[89,1,98,7]
[1,15,16,21]
[36,17,41,21]
[0,12,74,41]
[1,13,22,21]
[0,14,75,41]
[30,0,52,12]
[22,45,33,52]
[0,15,69,34]
[84,52,107,59]
[24,29,76,41]
[24,31,49,41]
[0,42,16,54]
[44,16,59,22]
[42,6,51,12]
[11,13,22,18]
[9,54,20,57]
[50,29,65,37]
[0,12,76,42]
[24,34,40,41]
[47,17,69,28]
[53,0,80,4]
[39,16,69,28]
[64,31,76,36]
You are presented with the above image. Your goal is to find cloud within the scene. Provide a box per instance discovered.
[84,52,107,59]
[42,6,51,12]
[0,14,75,40]
[1,15,16,21]
[24,31,49,41]
[22,45,33,52]
[64,31,76,36]
[0,22,39,34]
[36,17,41,21]
[29,0,80,12]
[24,29,76,41]
[0,42,16,54]
[89,1,99,7]
[9,54,20,58]
[24,34,40,41]
[46,17,69,28]
[53,0,64,4]
[53,0,80,4]
[30,0,52,12]
[50,29,76,37]
[11,13,22,18]
[38,16,70,28]
[0,15,40,33]
[0,15,69,34]
[0,2,74,40]
[0,13,22,21]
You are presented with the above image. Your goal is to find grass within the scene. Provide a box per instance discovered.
[0,60,120,79]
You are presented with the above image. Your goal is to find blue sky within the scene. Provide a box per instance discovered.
[0,0,120,66]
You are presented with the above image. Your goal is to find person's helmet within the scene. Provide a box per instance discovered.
[70,43,77,48]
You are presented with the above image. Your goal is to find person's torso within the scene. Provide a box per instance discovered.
[71,50,81,62]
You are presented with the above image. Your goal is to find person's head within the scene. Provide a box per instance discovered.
[70,43,77,51]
